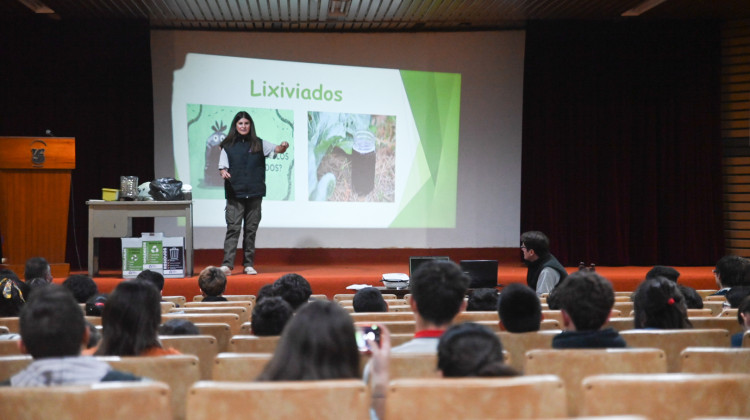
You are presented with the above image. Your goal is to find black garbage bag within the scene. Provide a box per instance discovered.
[149,178,184,201]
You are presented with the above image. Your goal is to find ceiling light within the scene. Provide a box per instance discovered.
[16,0,55,14]
[621,0,670,16]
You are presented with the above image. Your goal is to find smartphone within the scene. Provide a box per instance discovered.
[355,325,381,352]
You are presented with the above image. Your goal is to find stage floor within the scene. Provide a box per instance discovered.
[65,262,718,300]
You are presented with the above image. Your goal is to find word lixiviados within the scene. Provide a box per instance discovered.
[251,80,343,102]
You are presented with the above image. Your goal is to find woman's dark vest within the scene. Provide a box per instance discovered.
[526,254,568,291]
[223,138,266,199]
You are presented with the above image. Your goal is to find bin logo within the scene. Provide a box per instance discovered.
[151,245,159,253]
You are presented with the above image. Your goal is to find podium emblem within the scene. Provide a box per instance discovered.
[30,140,47,167]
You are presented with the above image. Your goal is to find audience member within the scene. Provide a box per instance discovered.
[24,257,52,283]
[85,294,108,316]
[251,296,293,336]
[62,274,99,303]
[644,265,703,309]
[353,287,388,313]
[437,322,518,377]
[645,265,680,282]
[731,295,750,347]
[393,260,469,353]
[520,231,568,296]
[711,255,749,296]
[198,266,228,301]
[95,281,179,356]
[256,300,391,419]
[25,277,50,296]
[633,276,692,329]
[679,284,704,309]
[272,273,312,310]
[136,269,165,294]
[466,288,499,311]
[551,271,626,349]
[158,319,200,335]
[256,283,276,303]
[1,285,141,386]
[497,283,542,332]
[0,272,29,317]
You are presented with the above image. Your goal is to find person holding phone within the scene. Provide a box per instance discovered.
[218,111,289,276]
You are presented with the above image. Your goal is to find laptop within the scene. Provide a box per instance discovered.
[460,260,499,288]
[408,256,450,278]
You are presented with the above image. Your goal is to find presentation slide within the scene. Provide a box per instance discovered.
[151,31,525,249]
[173,54,461,228]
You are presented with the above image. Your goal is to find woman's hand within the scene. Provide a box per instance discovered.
[276,141,289,154]
[368,323,391,419]
[220,169,231,179]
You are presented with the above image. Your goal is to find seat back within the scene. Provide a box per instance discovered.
[185,301,253,313]
[1,381,172,420]
[159,335,219,380]
[161,313,241,335]
[162,296,187,307]
[356,320,415,334]
[99,355,200,420]
[0,317,20,333]
[169,307,250,324]
[496,331,557,372]
[212,353,272,381]
[0,339,22,356]
[0,354,32,381]
[603,317,635,331]
[228,335,281,353]
[582,373,750,419]
[194,323,232,353]
[620,329,730,372]
[193,295,256,303]
[688,317,743,335]
[525,348,667,416]
[161,301,176,313]
[187,379,369,420]
[389,352,439,380]
[702,300,726,316]
[349,312,414,322]
[680,347,750,373]
[386,375,566,419]
[454,311,499,322]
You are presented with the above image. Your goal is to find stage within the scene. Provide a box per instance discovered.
[60,248,719,299]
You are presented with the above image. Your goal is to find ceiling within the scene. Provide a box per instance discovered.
[4,0,750,31]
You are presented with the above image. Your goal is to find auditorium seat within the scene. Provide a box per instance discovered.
[0,317,20,333]
[613,302,634,315]
[389,333,416,347]
[687,308,714,317]
[0,339,22,356]
[720,308,739,318]
[169,306,250,324]
[99,355,200,420]
[212,352,272,381]
[163,296,187,307]
[194,323,232,353]
[356,321,414,334]
[702,301,726,316]
[159,335,219,380]
[0,326,8,334]
[1,381,172,420]
[193,294,256,303]
[603,317,635,331]
[619,329,731,372]
[349,312,414,322]
[581,373,750,419]
[85,316,102,326]
[309,294,329,301]
[496,330,558,372]
[227,334,280,353]
[185,301,253,312]
[161,313,241,335]
[388,352,439,380]
[161,301,176,313]
[386,375,567,419]
[0,354,32,381]
[706,295,727,302]
[696,290,719,299]
[240,322,252,334]
[524,348,667,416]
[455,311,499,322]
[680,347,750,373]
[688,317,743,335]
[186,379,369,420]
[541,310,564,324]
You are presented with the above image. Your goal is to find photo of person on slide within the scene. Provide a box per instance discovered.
[218,111,289,276]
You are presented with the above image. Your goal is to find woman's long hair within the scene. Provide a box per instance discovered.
[438,322,518,377]
[256,300,359,381]
[220,111,262,153]
[633,276,692,329]
[95,280,162,356]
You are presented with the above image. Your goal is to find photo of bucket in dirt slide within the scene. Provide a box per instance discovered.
[308,111,396,202]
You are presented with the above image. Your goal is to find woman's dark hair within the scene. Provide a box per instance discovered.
[257,300,359,381]
[96,280,162,356]
[220,111,261,153]
[438,322,518,378]
[633,276,692,329]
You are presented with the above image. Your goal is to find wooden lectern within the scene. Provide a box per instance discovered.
[0,137,75,278]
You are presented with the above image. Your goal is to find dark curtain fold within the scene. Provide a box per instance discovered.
[521,20,724,266]
[0,17,155,270]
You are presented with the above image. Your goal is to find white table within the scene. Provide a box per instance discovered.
[87,200,194,276]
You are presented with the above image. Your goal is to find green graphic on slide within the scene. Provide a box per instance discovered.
[186,104,294,201]
[392,70,461,227]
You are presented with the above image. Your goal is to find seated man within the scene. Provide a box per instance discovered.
[393,260,469,352]
[497,283,542,332]
[272,273,312,311]
[62,274,99,304]
[551,271,627,349]
[2,285,143,386]
[521,231,568,296]
[24,256,53,283]
[352,287,388,313]
[136,269,165,296]
[251,296,293,336]
[711,255,749,296]
[198,266,228,302]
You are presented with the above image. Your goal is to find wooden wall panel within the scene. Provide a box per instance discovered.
[722,19,750,256]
